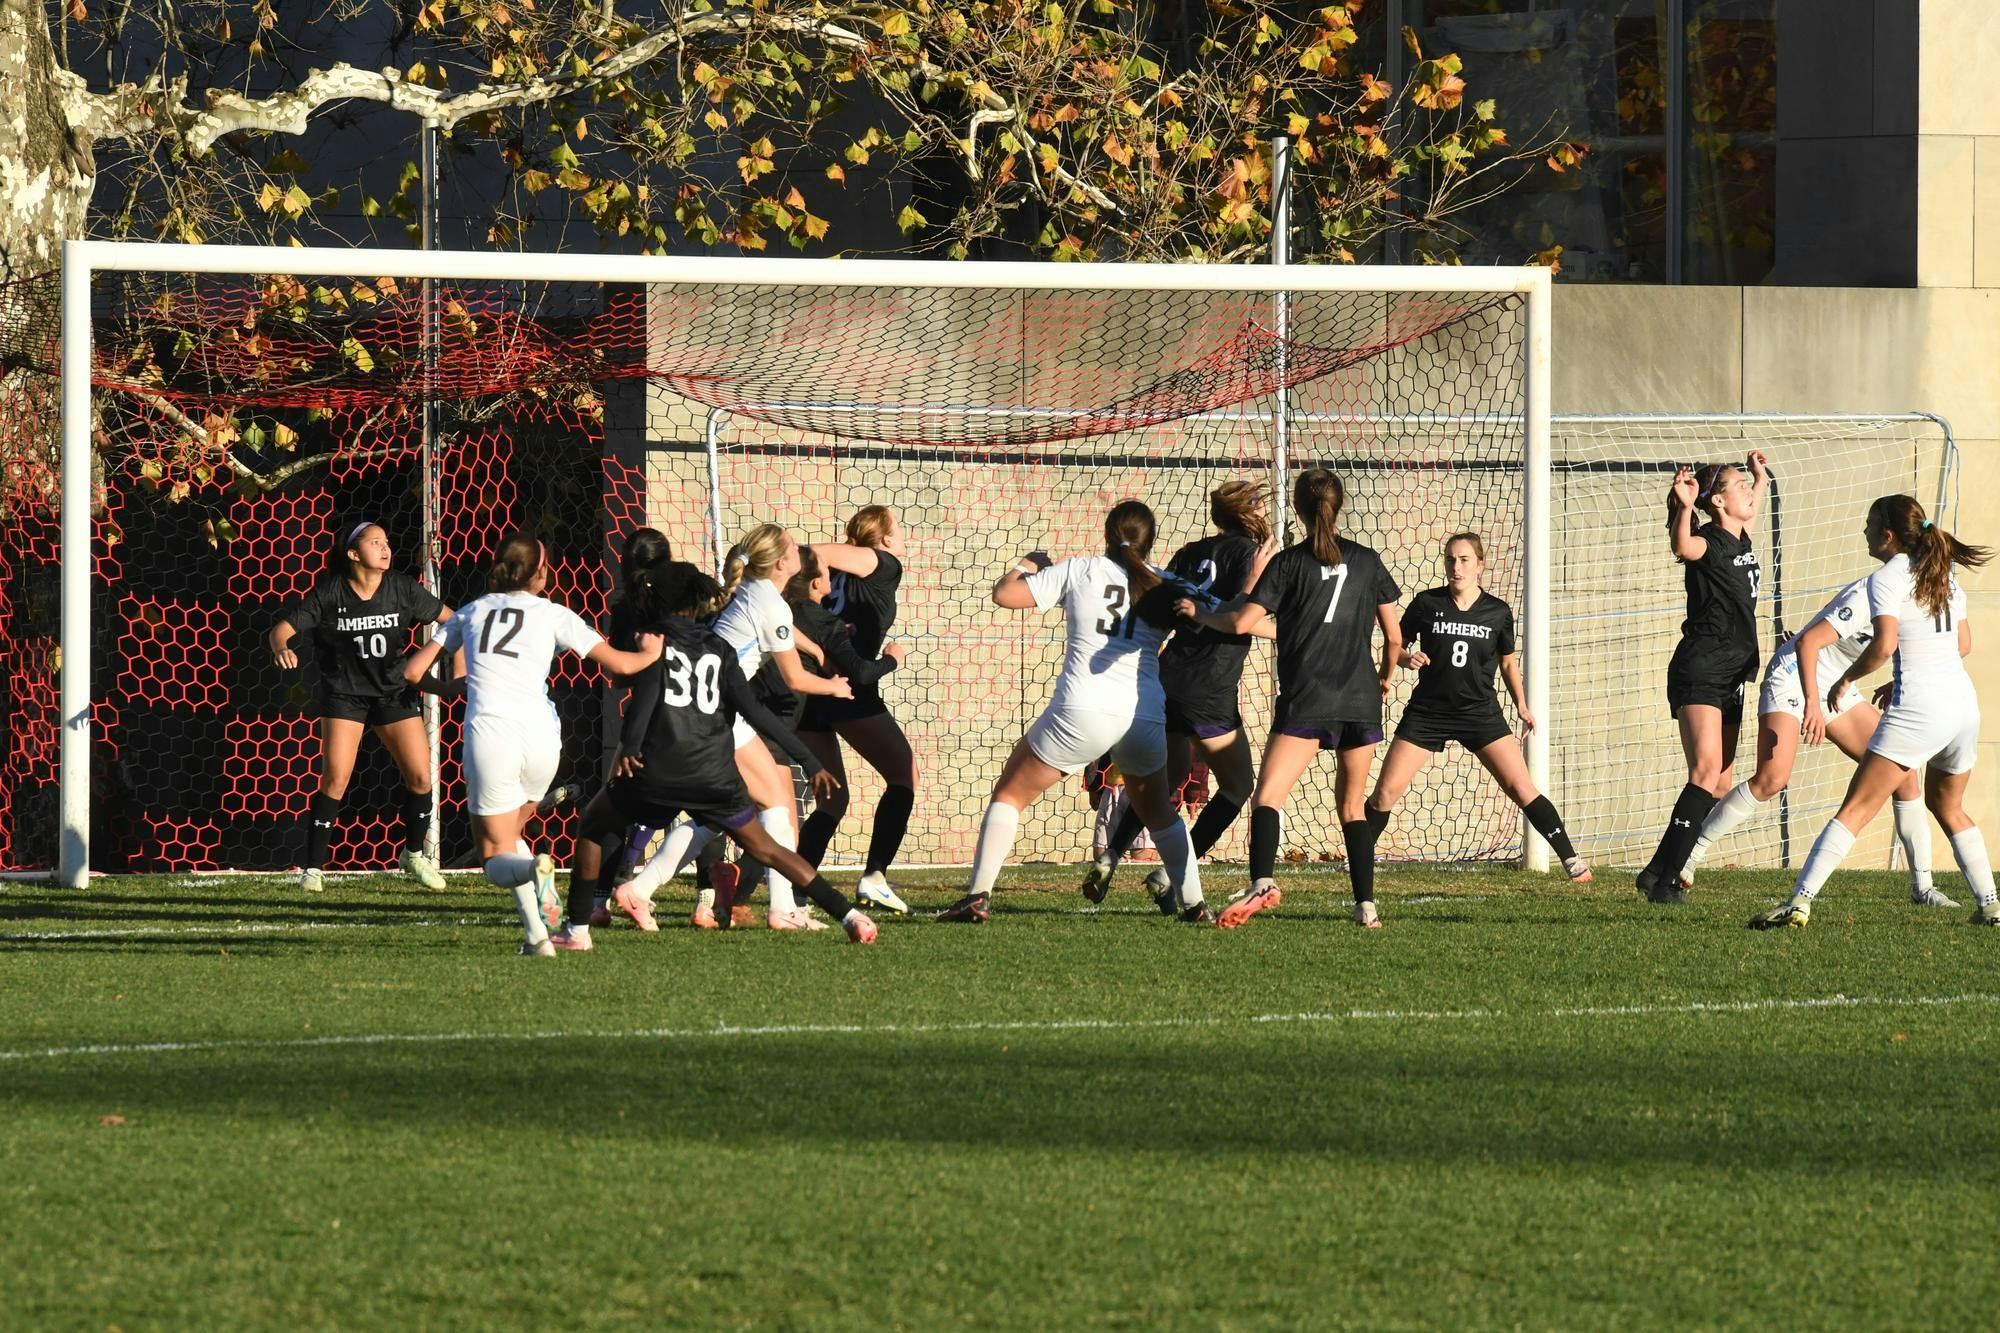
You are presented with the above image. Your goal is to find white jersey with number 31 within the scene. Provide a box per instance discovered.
[1025,555,1170,722]
[441,590,605,727]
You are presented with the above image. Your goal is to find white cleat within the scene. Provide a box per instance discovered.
[400,848,447,891]
[533,853,562,932]
[1565,856,1595,885]
[1079,855,1116,904]
[1970,900,2000,927]
[1145,866,1175,916]
[855,871,911,916]
[1352,900,1382,930]
[1911,883,1960,908]
[299,868,324,894]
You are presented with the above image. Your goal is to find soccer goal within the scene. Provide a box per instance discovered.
[33,242,1955,885]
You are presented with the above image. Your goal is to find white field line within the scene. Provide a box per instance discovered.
[4,992,1996,1065]
[2,918,468,942]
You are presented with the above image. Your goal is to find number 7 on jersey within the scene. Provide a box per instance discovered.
[1320,564,1349,623]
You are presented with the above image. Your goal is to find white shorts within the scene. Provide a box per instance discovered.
[1024,706,1166,778]
[1868,700,1981,774]
[1758,669,1862,722]
[463,715,562,816]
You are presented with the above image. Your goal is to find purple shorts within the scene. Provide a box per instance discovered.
[1276,721,1383,752]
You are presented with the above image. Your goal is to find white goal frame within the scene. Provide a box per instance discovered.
[56,239,1556,886]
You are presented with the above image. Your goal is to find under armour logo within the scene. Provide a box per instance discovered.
[1672,819,1692,828]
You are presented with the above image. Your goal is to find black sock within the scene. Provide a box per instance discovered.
[1343,819,1379,904]
[865,784,915,875]
[1103,801,1145,862]
[1646,784,1718,879]
[611,824,652,881]
[800,874,854,919]
[1522,795,1578,862]
[797,808,841,869]
[401,791,432,853]
[1187,794,1243,857]
[1366,804,1390,835]
[569,830,622,924]
[1249,804,1281,881]
[305,793,341,870]
[594,832,627,904]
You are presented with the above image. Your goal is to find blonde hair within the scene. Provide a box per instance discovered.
[1210,481,1272,544]
[719,523,790,607]
[846,505,895,548]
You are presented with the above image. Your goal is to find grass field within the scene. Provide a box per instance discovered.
[5,863,2000,1330]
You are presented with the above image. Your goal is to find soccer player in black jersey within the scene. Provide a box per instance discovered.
[1180,470,1401,929]
[574,560,877,944]
[1366,533,1592,881]
[1081,480,1277,911]
[587,527,673,928]
[1636,452,1769,903]
[800,505,918,915]
[268,522,454,894]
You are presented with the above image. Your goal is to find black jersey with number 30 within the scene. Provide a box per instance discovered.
[1670,520,1761,685]
[1400,587,1515,720]
[285,570,443,699]
[1247,539,1400,726]
[1158,533,1260,705]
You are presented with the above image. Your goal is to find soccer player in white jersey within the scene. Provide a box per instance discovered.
[936,500,1207,923]
[1677,572,1948,905]
[634,523,852,931]
[1752,495,1996,929]
[402,533,658,956]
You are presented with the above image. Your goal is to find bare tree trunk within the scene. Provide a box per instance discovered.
[0,0,92,279]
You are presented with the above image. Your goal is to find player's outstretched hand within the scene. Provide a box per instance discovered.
[1670,465,1699,509]
[1801,699,1827,747]
[827,674,854,700]
[1746,449,1770,481]
[811,769,843,801]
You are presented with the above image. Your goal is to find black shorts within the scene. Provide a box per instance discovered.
[1666,675,1747,727]
[1394,708,1513,754]
[1270,699,1382,752]
[1165,693,1243,740]
[800,687,891,731]
[607,776,756,835]
[322,689,423,727]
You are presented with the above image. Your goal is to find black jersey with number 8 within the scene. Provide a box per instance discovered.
[1400,587,1515,720]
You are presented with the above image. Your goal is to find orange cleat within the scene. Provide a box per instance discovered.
[1217,882,1281,930]
[614,884,659,933]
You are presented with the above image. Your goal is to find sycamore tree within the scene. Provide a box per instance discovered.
[9,0,1578,268]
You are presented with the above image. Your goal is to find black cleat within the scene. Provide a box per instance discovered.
[936,893,990,924]
[1646,878,1688,905]
[1177,903,1216,925]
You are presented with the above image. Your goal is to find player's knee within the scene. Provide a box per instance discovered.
[1748,773,1787,802]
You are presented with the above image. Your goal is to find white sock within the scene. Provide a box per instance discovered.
[566,923,590,942]
[515,839,531,856]
[757,807,799,914]
[629,819,715,903]
[967,801,1021,899]
[1948,827,1997,907]
[1894,798,1935,891]
[1687,783,1766,871]
[483,853,536,888]
[1151,819,1201,907]
[505,881,549,947]
[1792,820,1857,903]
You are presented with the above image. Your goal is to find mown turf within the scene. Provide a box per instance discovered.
[4,865,1998,1330]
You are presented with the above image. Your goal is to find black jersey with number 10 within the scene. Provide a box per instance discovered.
[285,570,443,700]
[1400,587,1515,720]
[1246,539,1400,726]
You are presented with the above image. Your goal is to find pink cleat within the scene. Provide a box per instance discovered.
[548,927,593,952]
[588,900,612,928]
[843,911,878,944]
[690,904,719,930]
[614,884,659,933]
[768,909,829,932]
[1217,882,1281,930]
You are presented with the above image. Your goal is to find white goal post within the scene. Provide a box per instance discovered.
[57,239,1558,886]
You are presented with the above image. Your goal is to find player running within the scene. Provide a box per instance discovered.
[401,534,658,956]
[1636,453,1769,904]
[562,560,878,947]
[1365,533,1592,882]
[1675,570,1951,905]
[268,521,454,894]
[1080,480,1277,911]
[1179,469,1402,929]
[1751,496,1996,929]
[797,506,920,916]
[936,500,1208,924]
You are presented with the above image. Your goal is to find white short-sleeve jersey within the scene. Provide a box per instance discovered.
[1764,577,1875,689]
[1868,553,1971,705]
[710,579,794,680]
[1024,555,1169,722]
[441,591,604,727]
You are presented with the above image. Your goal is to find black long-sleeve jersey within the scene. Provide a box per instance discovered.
[826,548,901,658]
[1158,533,1260,707]
[284,570,443,698]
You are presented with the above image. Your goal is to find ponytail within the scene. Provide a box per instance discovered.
[718,522,789,608]
[1868,494,1992,617]
[1105,499,1161,600]
[1210,480,1272,544]
[1294,469,1346,566]
[636,560,723,621]
[488,532,544,593]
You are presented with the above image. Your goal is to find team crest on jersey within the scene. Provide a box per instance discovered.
[1838,606,1853,620]
[775,623,790,641]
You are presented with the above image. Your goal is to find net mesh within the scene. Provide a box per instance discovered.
[0,262,1953,876]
